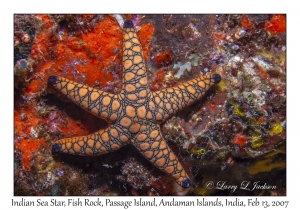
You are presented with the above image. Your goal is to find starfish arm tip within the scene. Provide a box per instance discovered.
[52,143,62,153]
[213,74,221,84]
[123,20,134,28]
[48,75,57,86]
[181,178,192,188]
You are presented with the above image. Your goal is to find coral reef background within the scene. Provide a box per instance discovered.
[14,14,286,196]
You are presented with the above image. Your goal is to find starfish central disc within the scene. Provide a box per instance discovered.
[49,19,221,189]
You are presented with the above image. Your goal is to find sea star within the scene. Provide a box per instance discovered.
[49,20,221,188]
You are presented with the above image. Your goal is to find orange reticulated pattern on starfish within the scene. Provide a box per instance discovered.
[49,20,221,188]
[30,15,154,89]
[14,16,155,171]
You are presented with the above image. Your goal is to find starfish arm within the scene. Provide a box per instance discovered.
[52,124,131,156]
[48,76,121,123]
[152,73,221,122]
[122,21,149,105]
[132,124,192,188]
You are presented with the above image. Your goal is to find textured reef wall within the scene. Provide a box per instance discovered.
[14,14,285,196]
